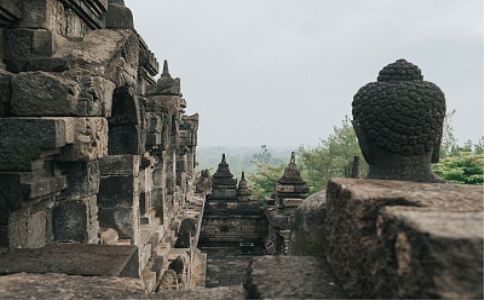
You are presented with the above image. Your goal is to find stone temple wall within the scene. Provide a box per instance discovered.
[0,0,202,291]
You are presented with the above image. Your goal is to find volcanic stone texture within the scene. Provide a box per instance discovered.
[288,190,327,256]
[0,272,246,299]
[324,178,483,299]
[244,256,347,299]
[0,244,139,278]
[0,272,146,300]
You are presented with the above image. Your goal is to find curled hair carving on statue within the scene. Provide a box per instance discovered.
[352,59,446,162]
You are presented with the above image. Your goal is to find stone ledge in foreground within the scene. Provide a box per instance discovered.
[324,178,483,299]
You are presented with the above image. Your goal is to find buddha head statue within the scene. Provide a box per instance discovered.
[352,59,446,182]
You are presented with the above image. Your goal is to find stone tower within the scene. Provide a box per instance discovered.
[208,154,237,200]
[274,152,310,206]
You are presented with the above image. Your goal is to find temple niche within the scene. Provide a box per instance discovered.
[0,0,202,292]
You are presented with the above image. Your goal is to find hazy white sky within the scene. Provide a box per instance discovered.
[125,0,483,148]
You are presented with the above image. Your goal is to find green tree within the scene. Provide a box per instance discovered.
[247,163,285,205]
[433,109,484,184]
[297,117,368,193]
[432,153,484,185]
[252,145,284,165]
[440,110,460,157]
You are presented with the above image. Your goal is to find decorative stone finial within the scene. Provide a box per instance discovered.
[212,154,235,179]
[237,172,252,201]
[352,59,446,182]
[151,60,181,95]
[162,60,171,77]
[279,152,304,184]
[273,152,309,205]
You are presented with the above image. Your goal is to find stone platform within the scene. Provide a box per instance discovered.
[0,244,138,278]
[244,256,346,299]
[325,178,483,299]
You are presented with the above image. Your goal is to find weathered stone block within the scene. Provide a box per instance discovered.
[60,161,100,199]
[0,118,67,171]
[98,207,139,241]
[146,134,161,147]
[11,71,115,117]
[8,207,29,248]
[288,190,326,256]
[0,73,12,116]
[5,28,34,58]
[27,210,47,248]
[0,243,139,277]
[282,198,302,208]
[0,225,8,248]
[244,256,346,299]
[52,200,88,243]
[0,174,25,223]
[32,29,54,56]
[14,0,64,32]
[98,175,138,209]
[209,189,237,200]
[59,117,109,161]
[99,154,140,176]
[24,174,68,200]
[108,125,143,155]
[324,178,483,299]
[0,273,147,299]
[0,2,21,27]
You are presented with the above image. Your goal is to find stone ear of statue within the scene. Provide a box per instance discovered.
[352,120,373,165]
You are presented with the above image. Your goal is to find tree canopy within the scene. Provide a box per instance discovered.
[296,117,368,193]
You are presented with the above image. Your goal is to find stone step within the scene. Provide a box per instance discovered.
[142,265,157,292]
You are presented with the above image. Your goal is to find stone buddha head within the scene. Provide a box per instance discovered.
[352,59,446,182]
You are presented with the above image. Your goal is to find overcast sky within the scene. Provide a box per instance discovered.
[125,0,483,149]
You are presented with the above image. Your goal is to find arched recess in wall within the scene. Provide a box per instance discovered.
[108,85,143,155]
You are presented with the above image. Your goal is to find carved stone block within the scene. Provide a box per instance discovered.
[60,117,108,161]
[11,71,115,117]
[60,161,100,200]
[14,0,66,34]
[0,118,67,171]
